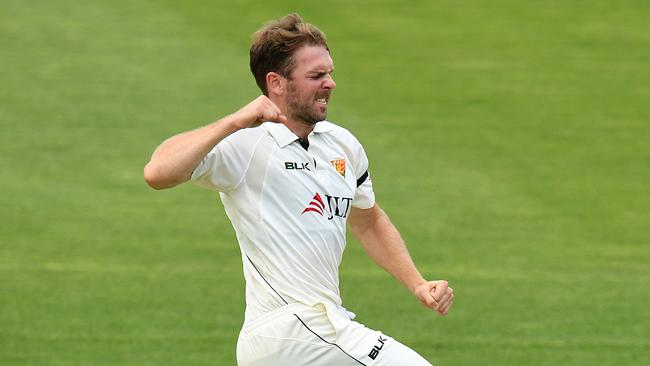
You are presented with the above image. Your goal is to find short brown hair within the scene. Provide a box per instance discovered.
[250,13,329,95]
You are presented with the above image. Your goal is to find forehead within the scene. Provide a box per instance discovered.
[292,45,334,73]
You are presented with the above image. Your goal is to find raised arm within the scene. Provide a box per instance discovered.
[348,204,454,315]
[143,96,287,190]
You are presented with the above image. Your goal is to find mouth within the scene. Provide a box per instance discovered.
[315,96,329,106]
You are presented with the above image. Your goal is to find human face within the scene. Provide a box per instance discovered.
[285,45,336,125]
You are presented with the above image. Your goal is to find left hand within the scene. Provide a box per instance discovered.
[414,280,454,316]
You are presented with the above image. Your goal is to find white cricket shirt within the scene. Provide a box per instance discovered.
[191,121,375,327]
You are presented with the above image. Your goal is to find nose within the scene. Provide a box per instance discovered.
[323,75,336,90]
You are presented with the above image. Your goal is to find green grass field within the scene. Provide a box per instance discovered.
[2,1,649,365]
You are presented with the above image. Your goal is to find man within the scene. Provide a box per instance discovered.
[144,13,453,366]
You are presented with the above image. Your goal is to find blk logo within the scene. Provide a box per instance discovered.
[285,161,311,171]
[301,193,353,220]
[368,336,387,360]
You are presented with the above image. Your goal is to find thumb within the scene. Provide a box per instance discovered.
[417,283,439,310]
[431,280,449,301]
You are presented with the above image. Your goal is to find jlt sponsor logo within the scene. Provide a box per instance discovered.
[368,336,387,360]
[301,192,352,220]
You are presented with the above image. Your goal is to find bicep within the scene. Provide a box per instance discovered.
[348,203,382,239]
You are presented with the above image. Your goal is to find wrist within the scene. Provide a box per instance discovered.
[408,277,427,295]
[218,113,249,133]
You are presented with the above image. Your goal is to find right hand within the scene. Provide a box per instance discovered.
[231,95,288,129]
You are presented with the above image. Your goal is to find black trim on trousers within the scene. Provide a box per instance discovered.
[293,314,367,366]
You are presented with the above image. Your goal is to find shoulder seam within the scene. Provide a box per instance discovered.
[230,129,267,191]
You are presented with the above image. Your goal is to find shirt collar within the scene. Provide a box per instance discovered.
[263,121,334,148]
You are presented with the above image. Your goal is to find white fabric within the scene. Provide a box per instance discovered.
[236,303,433,366]
[191,121,375,325]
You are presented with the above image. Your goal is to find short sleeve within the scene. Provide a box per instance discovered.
[351,142,375,209]
[191,129,262,192]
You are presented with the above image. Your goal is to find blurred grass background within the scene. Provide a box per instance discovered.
[1,0,649,365]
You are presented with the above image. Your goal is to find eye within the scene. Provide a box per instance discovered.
[308,70,334,80]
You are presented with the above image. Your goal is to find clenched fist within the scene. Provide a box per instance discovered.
[414,280,454,316]
[231,95,288,129]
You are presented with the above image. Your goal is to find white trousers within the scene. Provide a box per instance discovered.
[236,303,433,366]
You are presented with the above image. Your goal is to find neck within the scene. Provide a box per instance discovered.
[283,118,315,140]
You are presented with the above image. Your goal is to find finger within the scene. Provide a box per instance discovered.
[267,102,287,124]
[270,112,288,124]
[439,299,453,316]
[262,109,284,124]
[265,97,281,114]
[431,281,448,301]
[437,287,454,306]
[419,284,439,310]
[438,293,454,315]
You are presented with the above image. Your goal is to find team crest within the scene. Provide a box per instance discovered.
[330,158,346,177]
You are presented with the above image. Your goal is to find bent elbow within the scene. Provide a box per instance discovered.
[143,162,172,190]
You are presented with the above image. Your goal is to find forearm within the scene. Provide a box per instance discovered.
[350,205,454,314]
[350,206,426,294]
[143,115,240,189]
[144,95,287,190]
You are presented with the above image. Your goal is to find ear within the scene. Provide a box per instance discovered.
[266,72,285,96]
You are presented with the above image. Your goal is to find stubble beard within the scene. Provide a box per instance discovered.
[286,83,327,126]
